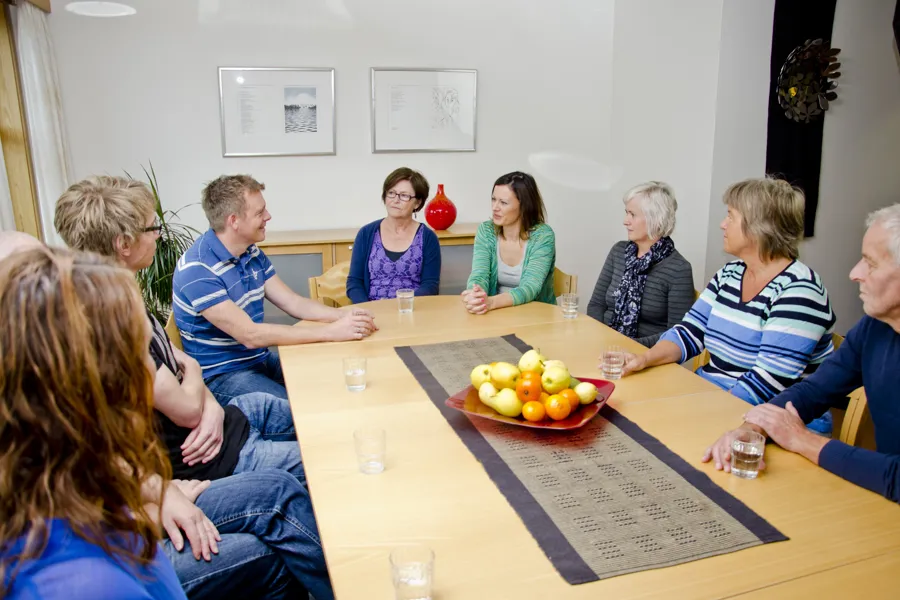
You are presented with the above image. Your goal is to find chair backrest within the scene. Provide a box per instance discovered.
[553,267,578,297]
[308,261,352,308]
[839,387,874,448]
[831,331,844,351]
[164,311,183,351]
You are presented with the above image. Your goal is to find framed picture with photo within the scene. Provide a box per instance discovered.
[370,68,477,153]
[218,67,335,157]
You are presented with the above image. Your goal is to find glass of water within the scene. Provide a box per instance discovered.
[354,428,386,474]
[397,288,415,313]
[343,357,367,392]
[601,345,625,380]
[559,293,578,319]
[390,545,434,600]
[731,430,765,479]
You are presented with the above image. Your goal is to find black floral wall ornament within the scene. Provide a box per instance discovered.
[776,38,842,123]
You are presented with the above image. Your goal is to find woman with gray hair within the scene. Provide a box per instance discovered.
[587,181,694,346]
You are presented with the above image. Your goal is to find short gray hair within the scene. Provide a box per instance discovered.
[866,203,900,264]
[623,181,678,240]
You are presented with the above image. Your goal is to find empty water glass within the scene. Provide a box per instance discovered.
[731,430,765,479]
[601,345,625,380]
[397,289,415,313]
[390,545,434,600]
[343,357,367,392]
[559,293,578,319]
[354,428,386,475]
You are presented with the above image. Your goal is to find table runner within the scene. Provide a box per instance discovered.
[395,334,787,584]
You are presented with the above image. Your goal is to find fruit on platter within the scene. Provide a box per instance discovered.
[471,354,600,422]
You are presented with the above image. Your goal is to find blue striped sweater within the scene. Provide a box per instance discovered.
[660,260,836,405]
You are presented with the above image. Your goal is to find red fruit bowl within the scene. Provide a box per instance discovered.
[444,377,615,430]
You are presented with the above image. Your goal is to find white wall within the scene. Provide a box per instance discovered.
[48,0,729,299]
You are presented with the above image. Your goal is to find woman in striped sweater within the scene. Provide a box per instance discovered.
[619,177,836,429]
[462,172,556,314]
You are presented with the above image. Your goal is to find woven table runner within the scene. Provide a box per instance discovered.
[394,334,786,584]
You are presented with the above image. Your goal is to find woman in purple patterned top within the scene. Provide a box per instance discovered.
[346,168,442,303]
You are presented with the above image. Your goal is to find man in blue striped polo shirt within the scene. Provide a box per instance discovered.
[174,174,377,404]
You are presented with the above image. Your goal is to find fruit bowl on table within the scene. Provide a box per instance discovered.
[445,377,615,430]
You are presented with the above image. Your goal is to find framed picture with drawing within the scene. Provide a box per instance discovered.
[370,68,477,153]
[218,67,335,157]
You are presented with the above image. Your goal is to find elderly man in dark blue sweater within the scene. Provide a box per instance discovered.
[703,203,900,502]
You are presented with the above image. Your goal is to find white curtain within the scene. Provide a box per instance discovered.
[14,2,72,244]
[0,135,16,231]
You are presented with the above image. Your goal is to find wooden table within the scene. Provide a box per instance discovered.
[280,298,900,599]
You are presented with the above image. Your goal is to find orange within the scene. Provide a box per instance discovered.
[544,394,571,421]
[522,401,546,422]
[559,389,580,412]
[516,374,543,403]
[540,392,550,403]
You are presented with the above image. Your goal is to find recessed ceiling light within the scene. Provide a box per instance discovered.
[65,2,136,17]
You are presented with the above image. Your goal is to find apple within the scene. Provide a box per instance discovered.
[569,376,581,388]
[479,381,499,403]
[517,349,546,374]
[541,366,571,394]
[491,361,521,390]
[470,364,492,389]
[574,381,598,404]
[478,382,522,417]
[543,359,568,371]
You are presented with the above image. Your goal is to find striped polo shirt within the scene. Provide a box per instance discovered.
[661,260,836,406]
[173,229,276,378]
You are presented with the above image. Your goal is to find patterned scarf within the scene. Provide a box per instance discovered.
[610,236,676,338]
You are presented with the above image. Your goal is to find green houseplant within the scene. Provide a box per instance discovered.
[127,163,199,323]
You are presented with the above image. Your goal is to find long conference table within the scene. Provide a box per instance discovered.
[280,296,900,599]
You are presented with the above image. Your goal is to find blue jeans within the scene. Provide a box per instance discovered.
[163,470,334,600]
[206,352,288,406]
[229,393,306,485]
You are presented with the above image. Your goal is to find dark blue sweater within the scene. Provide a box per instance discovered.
[346,219,442,304]
[770,315,900,502]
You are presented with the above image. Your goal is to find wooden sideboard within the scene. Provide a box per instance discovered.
[257,222,479,323]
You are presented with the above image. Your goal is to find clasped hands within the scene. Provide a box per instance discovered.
[460,284,490,315]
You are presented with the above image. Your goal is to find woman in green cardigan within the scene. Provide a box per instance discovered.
[462,171,556,314]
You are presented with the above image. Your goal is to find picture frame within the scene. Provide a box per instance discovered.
[218,67,335,157]
[370,68,477,153]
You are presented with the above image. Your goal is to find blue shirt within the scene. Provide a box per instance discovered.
[770,316,900,502]
[173,229,275,378]
[661,260,835,405]
[3,520,185,600]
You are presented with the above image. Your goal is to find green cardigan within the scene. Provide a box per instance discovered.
[466,221,557,306]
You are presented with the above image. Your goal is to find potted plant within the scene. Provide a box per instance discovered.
[127,163,199,323]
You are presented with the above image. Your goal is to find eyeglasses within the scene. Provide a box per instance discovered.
[386,190,417,203]
[143,217,163,234]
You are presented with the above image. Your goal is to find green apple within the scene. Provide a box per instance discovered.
[470,364,493,389]
[517,349,545,374]
[543,359,568,371]
[541,366,571,394]
[492,388,524,417]
[569,376,581,388]
[478,381,500,405]
[574,381,598,404]
[490,361,521,390]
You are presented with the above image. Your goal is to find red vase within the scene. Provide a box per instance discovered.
[424,184,457,231]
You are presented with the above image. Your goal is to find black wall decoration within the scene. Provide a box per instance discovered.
[765,0,839,238]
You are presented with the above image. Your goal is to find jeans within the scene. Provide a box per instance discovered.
[229,393,306,484]
[163,470,334,600]
[206,351,288,406]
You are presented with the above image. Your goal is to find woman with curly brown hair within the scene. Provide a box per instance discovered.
[0,247,188,598]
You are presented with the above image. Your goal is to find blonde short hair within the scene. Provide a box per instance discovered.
[623,181,678,240]
[723,177,804,261]
[54,176,156,257]
[202,175,265,232]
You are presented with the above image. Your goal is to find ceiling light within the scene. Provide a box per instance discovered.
[65,2,136,17]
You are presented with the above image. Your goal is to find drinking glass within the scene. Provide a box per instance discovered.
[731,430,765,479]
[559,293,578,319]
[601,345,625,380]
[343,357,367,392]
[390,545,434,600]
[353,428,385,475]
[397,289,415,313]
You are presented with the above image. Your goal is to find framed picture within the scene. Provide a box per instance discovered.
[218,67,335,157]
[370,68,477,153]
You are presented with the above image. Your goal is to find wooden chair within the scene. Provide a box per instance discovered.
[553,267,578,297]
[164,311,183,351]
[308,261,352,308]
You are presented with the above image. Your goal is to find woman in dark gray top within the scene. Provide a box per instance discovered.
[587,181,694,347]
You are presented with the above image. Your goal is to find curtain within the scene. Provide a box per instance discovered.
[0,135,16,231]
[14,2,72,244]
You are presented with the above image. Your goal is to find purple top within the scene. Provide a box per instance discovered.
[367,224,425,300]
